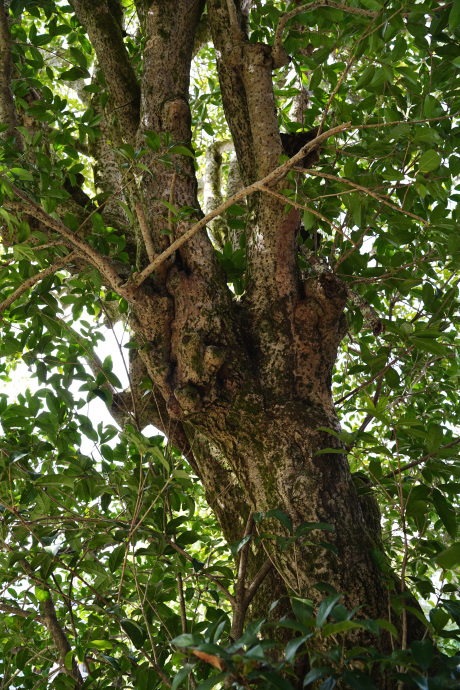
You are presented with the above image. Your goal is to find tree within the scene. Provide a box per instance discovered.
[0,0,459,687]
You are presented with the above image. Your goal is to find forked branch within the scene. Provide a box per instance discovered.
[133,122,350,287]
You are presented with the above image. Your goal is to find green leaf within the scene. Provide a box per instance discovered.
[418,150,441,172]
[291,597,314,625]
[65,650,74,671]
[60,66,90,80]
[265,509,293,534]
[286,634,311,664]
[229,534,252,555]
[34,586,50,602]
[432,488,457,538]
[195,672,229,690]
[449,0,460,28]
[89,640,113,650]
[376,619,398,639]
[120,619,145,649]
[169,145,195,157]
[36,474,75,489]
[435,542,460,570]
[322,620,362,637]
[226,204,246,216]
[411,639,434,671]
[316,594,342,628]
[10,168,34,181]
[258,671,295,689]
[304,667,333,685]
[342,670,376,689]
[172,664,197,690]
[430,607,450,632]
[108,544,126,573]
[295,522,334,537]
[171,633,201,647]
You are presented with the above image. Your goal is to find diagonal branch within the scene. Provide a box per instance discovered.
[384,438,460,478]
[133,122,350,287]
[260,183,355,245]
[0,251,78,314]
[2,179,126,293]
[303,169,429,229]
[0,600,43,622]
[243,558,273,608]
[40,594,82,684]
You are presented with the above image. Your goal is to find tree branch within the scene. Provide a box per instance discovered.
[136,201,156,263]
[384,438,460,478]
[260,183,355,245]
[272,1,379,68]
[235,512,254,600]
[40,594,81,683]
[1,179,127,293]
[0,251,78,314]
[133,122,350,287]
[69,0,140,143]
[302,169,429,230]
[0,600,43,622]
[243,559,273,608]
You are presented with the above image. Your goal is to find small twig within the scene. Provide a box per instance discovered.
[335,346,415,405]
[160,535,236,608]
[260,184,355,245]
[384,437,460,478]
[136,201,156,263]
[168,172,177,240]
[177,571,188,634]
[235,512,254,600]
[356,375,384,436]
[0,251,78,314]
[303,169,429,229]
[356,110,460,131]
[2,179,125,291]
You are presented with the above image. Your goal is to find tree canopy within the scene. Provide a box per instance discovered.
[0,0,460,688]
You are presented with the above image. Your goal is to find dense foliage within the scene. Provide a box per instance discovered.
[0,0,460,688]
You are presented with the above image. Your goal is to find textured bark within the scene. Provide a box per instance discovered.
[89,3,405,668]
[69,0,140,143]
[0,1,21,145]
[40,595,82,686]
[203,140,233,249]
[3,2,426,686]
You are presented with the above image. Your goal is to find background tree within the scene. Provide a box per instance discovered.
[0,0,459,688]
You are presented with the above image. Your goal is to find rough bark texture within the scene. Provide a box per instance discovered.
[73,0,395,642]
[1,1,426,686]
[0,1,20,145]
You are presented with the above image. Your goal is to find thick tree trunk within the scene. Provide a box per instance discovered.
[81,2,410,675]
[1,1,426,686]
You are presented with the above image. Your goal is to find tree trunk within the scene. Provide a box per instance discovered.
[120,0,399,665]
[1,0,428,686]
